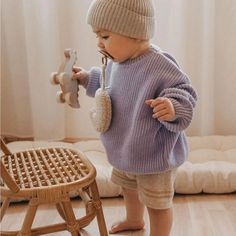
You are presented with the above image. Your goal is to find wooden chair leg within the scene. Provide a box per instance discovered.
[0,197,10,222]
[61,197,81,236]
[56,203,66,220]
[89,181,108,236]
[18,198,38,236]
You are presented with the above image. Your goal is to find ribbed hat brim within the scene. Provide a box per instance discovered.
[87,0,155,40]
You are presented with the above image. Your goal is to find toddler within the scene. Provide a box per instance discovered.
[73,0,197,235]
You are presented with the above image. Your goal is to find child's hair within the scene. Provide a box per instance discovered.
[87,0,155,40]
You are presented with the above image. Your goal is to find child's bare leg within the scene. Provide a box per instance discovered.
[147,207,173,236]
[109,187,145,234]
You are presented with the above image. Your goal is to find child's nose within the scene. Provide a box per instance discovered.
[97,40,105,49]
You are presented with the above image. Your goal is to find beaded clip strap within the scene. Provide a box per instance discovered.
[90,55,112,133]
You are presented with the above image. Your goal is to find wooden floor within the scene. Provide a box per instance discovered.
[1,194,236,236]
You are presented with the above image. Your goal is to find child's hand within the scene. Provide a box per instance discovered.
[72,66,89,86]
[145,97,176,122]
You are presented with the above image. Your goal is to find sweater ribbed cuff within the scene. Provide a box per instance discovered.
[160,98,193,133]
[86,67,101,97]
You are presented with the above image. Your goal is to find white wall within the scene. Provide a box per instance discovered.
[1,0,236,140]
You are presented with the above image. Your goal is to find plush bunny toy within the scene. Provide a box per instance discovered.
[50,49,112,133]
[50,49,80,108]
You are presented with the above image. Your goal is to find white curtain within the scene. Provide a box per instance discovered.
[1,0,236,140]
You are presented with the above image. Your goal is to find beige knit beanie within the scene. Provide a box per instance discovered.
[87,0,155,40]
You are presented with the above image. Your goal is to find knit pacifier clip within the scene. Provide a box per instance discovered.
[90,55,112,133]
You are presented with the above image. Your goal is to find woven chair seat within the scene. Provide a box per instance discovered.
[2,148,92,189]
[0,139,108,236]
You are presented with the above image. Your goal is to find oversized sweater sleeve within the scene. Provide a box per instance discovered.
[157,55,197,132]
[85,67,101,97]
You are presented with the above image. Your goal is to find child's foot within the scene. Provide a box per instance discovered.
[109,219,145,234]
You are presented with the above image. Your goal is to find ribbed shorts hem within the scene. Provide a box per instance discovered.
[111,168,177,209]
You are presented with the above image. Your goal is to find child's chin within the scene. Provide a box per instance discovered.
[113,57,125,63]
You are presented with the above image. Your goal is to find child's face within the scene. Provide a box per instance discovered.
[92,27,144,63]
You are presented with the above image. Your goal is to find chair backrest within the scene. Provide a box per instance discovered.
[0,138,12,155]
[0,138,20,193]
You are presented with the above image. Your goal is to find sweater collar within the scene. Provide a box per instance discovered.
[115,44,158,66]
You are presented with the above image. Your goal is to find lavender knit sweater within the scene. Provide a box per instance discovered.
[86,45,197,174]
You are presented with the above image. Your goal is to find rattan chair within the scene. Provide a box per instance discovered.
[0,138,108,235]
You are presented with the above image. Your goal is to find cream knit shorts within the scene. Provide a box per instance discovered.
[111,167,177,209]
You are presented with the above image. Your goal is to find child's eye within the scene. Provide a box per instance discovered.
[101,36,109,40]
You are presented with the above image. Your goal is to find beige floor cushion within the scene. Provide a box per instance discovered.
[2,136,236,198]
